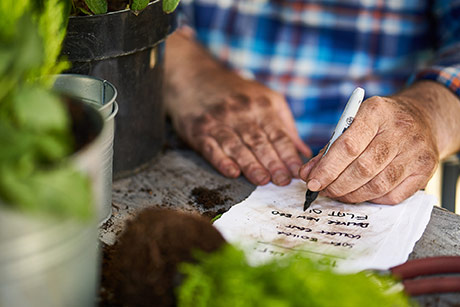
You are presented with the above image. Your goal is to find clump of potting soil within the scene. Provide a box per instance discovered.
[100,208,226,307]
[191,185,233,209]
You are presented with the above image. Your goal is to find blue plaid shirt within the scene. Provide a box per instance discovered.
[178,0,460,153]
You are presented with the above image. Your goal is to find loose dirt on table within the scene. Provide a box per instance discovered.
[191,185,233,209]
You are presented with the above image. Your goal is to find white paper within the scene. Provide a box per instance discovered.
[214,179,436,273]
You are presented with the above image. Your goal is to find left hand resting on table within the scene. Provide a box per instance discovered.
[299,81,460,204]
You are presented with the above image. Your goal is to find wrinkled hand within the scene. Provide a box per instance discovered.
[300,95,439,204]
[165,31,311,185]
[173,78,312,186]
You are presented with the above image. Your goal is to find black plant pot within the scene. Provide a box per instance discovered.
[62,0,175,178]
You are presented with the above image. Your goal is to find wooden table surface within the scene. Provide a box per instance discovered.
[100,147,460,306]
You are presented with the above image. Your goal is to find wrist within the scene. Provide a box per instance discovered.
[393,81,460,158]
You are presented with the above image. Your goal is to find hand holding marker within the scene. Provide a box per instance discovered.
[303,87,365,211]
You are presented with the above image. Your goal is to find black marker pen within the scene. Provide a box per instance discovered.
[303,87,365,211]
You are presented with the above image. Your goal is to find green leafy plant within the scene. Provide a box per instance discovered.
[0,0,93,219]
[71,0,181,15]
[177,245,411,307]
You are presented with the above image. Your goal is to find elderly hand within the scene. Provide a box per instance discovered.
[165,30,311,186]
[299,81,460,204]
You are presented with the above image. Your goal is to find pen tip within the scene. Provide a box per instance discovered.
[303,190,318,211]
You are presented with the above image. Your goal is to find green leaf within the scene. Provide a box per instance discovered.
[162,0,180,13]
[0,16,43,102]
[31,0,71,86]
[13,86,70,133]
[0,120,35,162]
[210,213,222,223]
[0,0,92,220]
[0,163,93,219]
[78,6,92,15]
[84,0,107,14]
[131,0,149,12]
[177,245,411,307]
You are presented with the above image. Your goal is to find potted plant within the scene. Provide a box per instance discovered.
[0,0,106,305]
[62,0,181,178]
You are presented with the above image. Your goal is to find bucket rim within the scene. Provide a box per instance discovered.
[107,101,119,121]
[54,74,118,117]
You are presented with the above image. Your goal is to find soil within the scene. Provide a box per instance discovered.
[191,185,233,209]
[107,0,129,12]
[202,208,228,220]
[63,96,101,151]
[99,208,226,307]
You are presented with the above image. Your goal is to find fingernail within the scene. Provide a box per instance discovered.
[307,179,321,191]
[288,163,301,177]
[253,169,269,184]
[273,170,291,186]
[225,165,240,177]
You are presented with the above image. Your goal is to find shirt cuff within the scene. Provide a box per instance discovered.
[416,65,460,97]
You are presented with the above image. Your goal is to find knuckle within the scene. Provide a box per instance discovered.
[255,95,272,108]
[283,155,302,167]
[367,176,389,195]
[243,131,267,148]
[384,164,405,185]
[315,167,336,184]
[226,141,243,156]
[229,94,251,112]
[267,128,288,144]
[267,160,282,171]
[342,136,361,157]
[210,103,229,118]
[201,139,215,156]
[191,114,214,135]
[213,129,231,143]
[372,141,391,166]
[410,133,426,145]
[242,162,261,173]
[362,96,385,112]
[417,150,438,171]
[354,158,374,178]
[216,132,242,155]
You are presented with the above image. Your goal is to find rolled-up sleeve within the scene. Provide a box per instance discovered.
[416,0,460,97]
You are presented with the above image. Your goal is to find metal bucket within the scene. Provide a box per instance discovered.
[53,74,118,224]
[0,99,104,307]
[0,209,99,307]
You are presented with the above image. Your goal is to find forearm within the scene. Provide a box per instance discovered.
[395,81,460,159]
[164,29,241,118]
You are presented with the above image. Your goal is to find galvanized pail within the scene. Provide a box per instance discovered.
[0,209,99,307]
[53,74,118,224]
[0,99,104,307]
